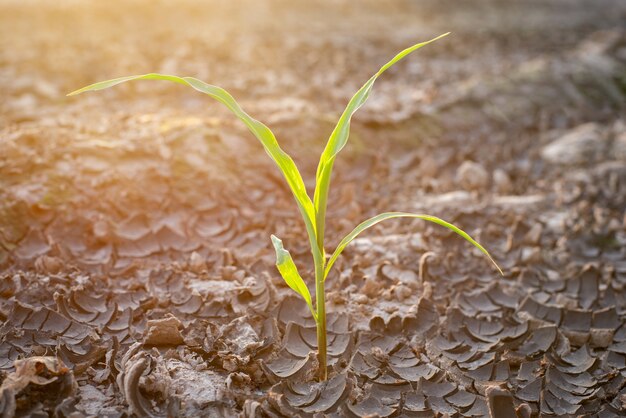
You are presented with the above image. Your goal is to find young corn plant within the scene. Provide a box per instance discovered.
[69,33,502,381]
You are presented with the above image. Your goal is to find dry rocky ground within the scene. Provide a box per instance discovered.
[0,0,625,416]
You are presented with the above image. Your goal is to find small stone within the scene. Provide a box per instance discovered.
[456,161,489,191]
[144,315,184,346]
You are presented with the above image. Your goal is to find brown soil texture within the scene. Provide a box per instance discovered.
[1,0,626,416]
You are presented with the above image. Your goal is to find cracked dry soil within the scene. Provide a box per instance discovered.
[1,0,626,416]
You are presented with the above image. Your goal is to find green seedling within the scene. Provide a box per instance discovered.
[68,32,502,381]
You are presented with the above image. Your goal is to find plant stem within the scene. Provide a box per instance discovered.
[315,263,327,381]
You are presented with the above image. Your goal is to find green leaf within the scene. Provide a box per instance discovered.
[313,33,450,253]
[68,74,323,268]
[271,235,316,319]
[324,211,502,280]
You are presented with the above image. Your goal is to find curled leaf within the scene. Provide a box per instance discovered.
[271,235,316,320]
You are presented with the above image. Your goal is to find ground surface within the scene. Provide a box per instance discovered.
[1,0,626,416]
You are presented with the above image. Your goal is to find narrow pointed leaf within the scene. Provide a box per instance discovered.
[324,211,502,280]
[68,74,322,267]
[313,33,450,251]
[271,235,316,319]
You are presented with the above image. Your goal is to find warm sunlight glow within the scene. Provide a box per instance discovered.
[1,0,624,416]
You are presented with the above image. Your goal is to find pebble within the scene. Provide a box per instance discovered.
[143,315,184,346]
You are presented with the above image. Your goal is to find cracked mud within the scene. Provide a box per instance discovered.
[1,0,625,416]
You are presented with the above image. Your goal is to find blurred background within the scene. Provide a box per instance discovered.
[1,0,624,271]
[0,0,625,416]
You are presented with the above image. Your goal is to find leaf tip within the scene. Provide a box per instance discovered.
[486,254,504,276]
[270,234,288,265]
[270,234,282,247]
[496,264,504,276]
[432,32,451,42]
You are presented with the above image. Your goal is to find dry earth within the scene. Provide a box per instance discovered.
[1,0,625,416]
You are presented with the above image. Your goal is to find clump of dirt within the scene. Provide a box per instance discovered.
[0,356,76,417]
[1,0,625,416]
